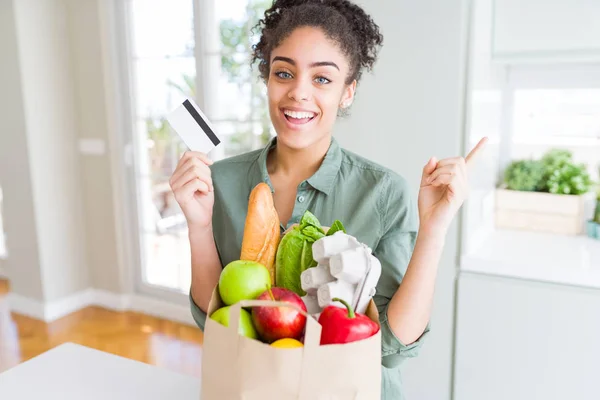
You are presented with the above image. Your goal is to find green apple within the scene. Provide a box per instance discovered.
[218,260,271,305]
[210,306,258,339]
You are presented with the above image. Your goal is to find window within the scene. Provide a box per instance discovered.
[507,64,600,145]
[209,0,275,158]
[122,0,271,296]
[505,65,600,180]
[512,88,600,142]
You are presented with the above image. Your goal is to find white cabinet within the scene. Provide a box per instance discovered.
[454,272,600,400]
[492,0,600,63]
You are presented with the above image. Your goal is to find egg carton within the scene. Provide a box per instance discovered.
[301,231,381,316]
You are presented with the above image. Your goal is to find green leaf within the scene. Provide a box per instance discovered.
[300,240,309,273]
[545,160,592,195]
[275,228,304,295]
[503,160,545,191]
[303,226,325,242]
[300,240,317,281]
[541,149,572,167]
[326,220,346,236]
[299,210,323,232]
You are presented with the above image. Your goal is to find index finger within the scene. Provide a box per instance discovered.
[465,137,488,165]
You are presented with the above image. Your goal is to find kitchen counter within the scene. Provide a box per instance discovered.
[460,228,600,289]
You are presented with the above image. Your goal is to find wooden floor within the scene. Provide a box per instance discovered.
[0,279,203,376]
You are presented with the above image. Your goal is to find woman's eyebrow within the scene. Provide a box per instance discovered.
[272,56,339,71]
[310,61,339,70]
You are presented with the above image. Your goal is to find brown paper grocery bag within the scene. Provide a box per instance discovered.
[201,286,381,400]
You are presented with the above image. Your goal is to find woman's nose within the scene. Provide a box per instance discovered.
[287,79,312,102]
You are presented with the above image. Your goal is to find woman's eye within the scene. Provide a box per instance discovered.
[275,71,292,79]
[315,76,331,85]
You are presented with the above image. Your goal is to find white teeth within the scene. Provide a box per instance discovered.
[284,109,316,119]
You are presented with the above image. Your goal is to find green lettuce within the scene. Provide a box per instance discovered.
[326,220,346,236]
[275,211,326,296]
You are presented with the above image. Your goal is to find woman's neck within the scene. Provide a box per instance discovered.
[267,135,332,183]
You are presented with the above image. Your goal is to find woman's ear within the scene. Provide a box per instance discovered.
[340,79,357,109]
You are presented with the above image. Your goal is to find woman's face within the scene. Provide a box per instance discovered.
[267,26,355,150]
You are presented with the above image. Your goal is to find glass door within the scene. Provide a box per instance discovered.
[124,0,197,300]
[120,0,273,301]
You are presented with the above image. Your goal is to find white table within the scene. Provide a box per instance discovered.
[0,343,201,399]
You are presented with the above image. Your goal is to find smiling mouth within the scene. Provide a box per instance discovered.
[282,109,317,125]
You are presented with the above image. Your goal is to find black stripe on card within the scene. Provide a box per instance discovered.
[182,100,221,146]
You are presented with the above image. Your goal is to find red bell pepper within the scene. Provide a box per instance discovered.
[318,297,380,345]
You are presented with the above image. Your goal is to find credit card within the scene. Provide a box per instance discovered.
[166,97,221,153]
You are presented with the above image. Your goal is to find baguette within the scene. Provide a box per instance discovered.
[240,182,280,284]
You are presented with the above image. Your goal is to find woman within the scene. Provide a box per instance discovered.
[169,0,486,398]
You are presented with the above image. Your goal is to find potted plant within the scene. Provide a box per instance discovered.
[496,149,593,235]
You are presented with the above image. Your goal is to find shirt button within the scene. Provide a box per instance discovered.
[297,195,305,203]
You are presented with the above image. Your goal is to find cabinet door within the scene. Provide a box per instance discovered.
[492,0,600,63]
[454,273,600,400]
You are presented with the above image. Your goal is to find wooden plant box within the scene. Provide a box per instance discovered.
[495,188,586,235]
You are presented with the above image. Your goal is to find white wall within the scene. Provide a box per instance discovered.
[335,1,470,398]
[0,0,45,301]
[1,0,90,307]
[64,0,123,294]
[12,0,90,302]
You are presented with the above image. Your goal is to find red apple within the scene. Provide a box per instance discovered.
[252,287,307,343]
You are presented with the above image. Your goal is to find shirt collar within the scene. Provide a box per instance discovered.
[253,135,342,196]
[306,137,342,195]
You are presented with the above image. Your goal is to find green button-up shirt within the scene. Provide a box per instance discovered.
[190,136,429,399]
